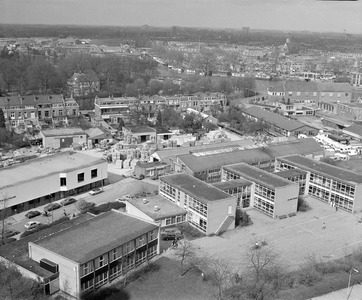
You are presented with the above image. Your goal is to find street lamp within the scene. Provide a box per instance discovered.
[347,268,359,300]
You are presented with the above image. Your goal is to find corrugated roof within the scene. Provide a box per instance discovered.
[0,151,105,189]
[160,173,232,204]
[41,127,85,137]
[244,106,313,131]
[224,163,295,189]
[278,155,362,184]
[177,138,322,173]
[32,211,157,264]
[343,124,362,137]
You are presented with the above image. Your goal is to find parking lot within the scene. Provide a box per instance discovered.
[192,196,362,271]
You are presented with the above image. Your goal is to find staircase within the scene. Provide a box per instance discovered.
[215,215,235,235]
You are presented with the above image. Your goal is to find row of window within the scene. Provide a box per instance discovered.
[165,214,186,226]
[188,197,208,218]
[254,196,274,217]
[254,183,275,201]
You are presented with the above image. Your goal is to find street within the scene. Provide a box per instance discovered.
[6,176,159,237]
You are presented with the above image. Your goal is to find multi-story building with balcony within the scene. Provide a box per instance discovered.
[222,163,299,218]
[94,96,165,125]
[159,173,236,235]
[275,154,362,213]
[28,210,160,299]
[0,94,79,128]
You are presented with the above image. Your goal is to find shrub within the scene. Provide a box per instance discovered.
[176,223,205,239]
[297,265,322,286]
[88,201,126,215]
[235,209,251,227]
[20,216,70,238]
[76,199,96,214]
[297,196,310,212]
[80,286,129,300]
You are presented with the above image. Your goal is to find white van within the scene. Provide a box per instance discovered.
[333,153,350,161]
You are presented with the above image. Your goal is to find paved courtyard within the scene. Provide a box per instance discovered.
[192,196,362,270]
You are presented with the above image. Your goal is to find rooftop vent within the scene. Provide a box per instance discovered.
[143,198,148,204]
[154,205,160,212]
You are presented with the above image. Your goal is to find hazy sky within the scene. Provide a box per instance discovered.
[1,0,361,34]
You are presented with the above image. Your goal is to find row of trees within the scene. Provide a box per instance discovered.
[174,238,283,300]
[0,52,159,96]
[0,50,256,99]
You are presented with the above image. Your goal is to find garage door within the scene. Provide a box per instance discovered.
[59,137,73,148]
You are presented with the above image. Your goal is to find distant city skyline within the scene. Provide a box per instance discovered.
[0,0,361,34]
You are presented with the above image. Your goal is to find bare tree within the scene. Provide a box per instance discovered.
[174,239,196,276]
[243,238,284,300]
[0,193,9,245]
[207,257,236,300]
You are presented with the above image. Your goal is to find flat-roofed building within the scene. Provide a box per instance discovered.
[40,127,87,148]
[275,154,362,213]
[274,168,308,195]
[29,210,160,298]
[175,138,323,183]
[159,173,236,235]
[222,163,299,218]
[212,179,252,209]
[125,195,187,227]
[0,151,107,216]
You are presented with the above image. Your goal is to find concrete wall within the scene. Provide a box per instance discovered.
[207,197,236,235]
[125,202,155,223]
[274,184,299,218]
[353,184,362,213]
[29,243,79,298]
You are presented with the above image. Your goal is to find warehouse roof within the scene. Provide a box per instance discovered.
[277,155,362,184]
[177,138,322,173]
[160,173,232,204]
[0,151,105,189]
[32,211,157,264]
[243,106,316,132]
[223,163,295,189]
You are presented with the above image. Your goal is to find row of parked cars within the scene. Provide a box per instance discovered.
[23,197,78,230]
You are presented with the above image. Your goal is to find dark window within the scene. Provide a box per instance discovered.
[78,173,85,182]
[60,178,67,186]
[91,169,98,179]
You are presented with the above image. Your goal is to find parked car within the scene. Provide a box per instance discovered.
[89,188,103,196]
[25,210,41,219]
[44,203,61,212]
[60,197,77,206]
[24,221,41,230]
[161,228,183,240]
[4,230,20,238]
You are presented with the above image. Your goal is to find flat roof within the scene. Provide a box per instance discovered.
[277,155,362,184]
[160,173,232,204]
[32,211,157,264]
[274,169,308,179]
[0,151,105,189]
[126,196,187,221]
[0,214,94,279]
[223,163,295,189]
[212,179,252,190]
[41,127,85,137]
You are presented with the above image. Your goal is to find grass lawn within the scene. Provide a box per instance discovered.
[106,257,215,300]
[278,271,362,300]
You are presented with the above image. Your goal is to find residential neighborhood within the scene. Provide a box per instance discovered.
[1,6,362,300]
